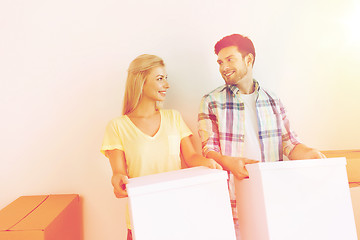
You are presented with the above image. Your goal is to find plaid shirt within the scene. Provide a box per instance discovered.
[198,81,300,162]
[198,81,300,218]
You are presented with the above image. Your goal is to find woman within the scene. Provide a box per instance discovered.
[101,54,221,239]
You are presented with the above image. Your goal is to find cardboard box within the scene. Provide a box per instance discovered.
[0,194,82,240]
[127,167,236,240]
[235,158,357,240]
[350,186,360,239]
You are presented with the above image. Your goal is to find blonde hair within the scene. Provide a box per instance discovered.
[122,54,165,115]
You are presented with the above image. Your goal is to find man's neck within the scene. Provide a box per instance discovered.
[236,75,254,94]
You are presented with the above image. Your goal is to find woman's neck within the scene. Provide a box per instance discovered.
[128,100,158,118]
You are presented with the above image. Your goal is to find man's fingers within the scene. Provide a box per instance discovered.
[240,167,249,176]
[235,167,249,180]
[235,172,249,180]
[244,159,259,164]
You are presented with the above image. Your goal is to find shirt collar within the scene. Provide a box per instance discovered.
[223,79,260,96]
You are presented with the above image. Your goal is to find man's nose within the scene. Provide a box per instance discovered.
[221,63,230,72]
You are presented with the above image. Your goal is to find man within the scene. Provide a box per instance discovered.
[198,34,325,238]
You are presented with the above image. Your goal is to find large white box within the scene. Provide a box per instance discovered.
[127,167,236,240]
[235,158,357,240]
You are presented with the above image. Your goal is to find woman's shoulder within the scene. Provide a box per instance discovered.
[107,115,129,127]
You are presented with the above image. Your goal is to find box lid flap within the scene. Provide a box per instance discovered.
[127,167,227,197]
[10,194,79,231]
[0,195,48,231]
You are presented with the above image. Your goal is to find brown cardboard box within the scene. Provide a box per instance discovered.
[322,150,360,239]
[0,194,82,240]
[350,186,360,239]
[322,150,360,238]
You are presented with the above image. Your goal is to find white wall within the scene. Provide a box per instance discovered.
[1,0,359,239]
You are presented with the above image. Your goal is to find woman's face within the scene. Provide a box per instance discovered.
[142,66,169,102]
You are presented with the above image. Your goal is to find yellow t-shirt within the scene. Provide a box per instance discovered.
[101,109,192,178]
[101,109,193,229]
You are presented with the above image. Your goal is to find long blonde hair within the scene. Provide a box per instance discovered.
[122,54,165,115]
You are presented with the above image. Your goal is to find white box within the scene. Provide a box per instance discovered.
[127,167,236,240]
[235,158,357,240]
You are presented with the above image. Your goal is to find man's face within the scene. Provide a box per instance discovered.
[217,46,249,85]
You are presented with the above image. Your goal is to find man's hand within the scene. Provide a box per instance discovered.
[302,148,326,159]
[222,156,259,180]
[289,144,326,160]
[111,173,129,198]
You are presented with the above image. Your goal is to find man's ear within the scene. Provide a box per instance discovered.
[245,53,254,67]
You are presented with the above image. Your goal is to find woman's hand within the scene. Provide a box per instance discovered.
[111,173,129,198]
[206,151,259,180]
[186,155,223,170]
[198,156,223,170]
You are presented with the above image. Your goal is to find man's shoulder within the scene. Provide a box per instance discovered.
[258,86,280,101]
[202,85,227,99]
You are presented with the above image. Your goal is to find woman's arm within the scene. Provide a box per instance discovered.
[180,136,222,170]
[107,149,129,198]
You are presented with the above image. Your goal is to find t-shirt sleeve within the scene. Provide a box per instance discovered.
[100,119,124,158]
[173,110,192,139]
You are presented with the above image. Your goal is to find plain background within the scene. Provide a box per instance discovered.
[1,0,360,239]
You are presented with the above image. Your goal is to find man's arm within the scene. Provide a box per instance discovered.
[198,96,258,179]
[275,98,325,160]
[289,143,326,160]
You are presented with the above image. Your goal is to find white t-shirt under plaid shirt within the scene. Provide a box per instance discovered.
[198,80,300,218]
